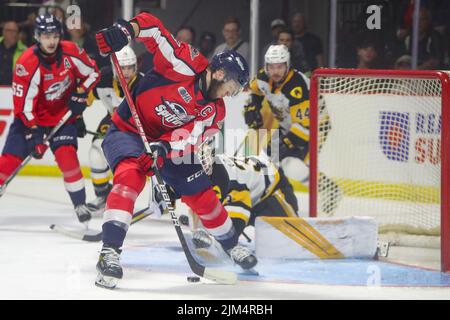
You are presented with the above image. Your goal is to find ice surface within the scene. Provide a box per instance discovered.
[1,177,450,299]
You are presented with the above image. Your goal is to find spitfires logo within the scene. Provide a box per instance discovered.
[45,75,71,101]
[379,111,410,162]
[155,98,195,128]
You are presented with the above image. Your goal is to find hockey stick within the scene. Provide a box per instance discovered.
[49,206,153,242]
[0,110,73,198]
[86,130,103,138]
[111,53,237,285]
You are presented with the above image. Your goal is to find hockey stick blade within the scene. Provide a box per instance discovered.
[203,268,237,285]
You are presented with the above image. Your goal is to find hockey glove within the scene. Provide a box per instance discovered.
[75,116,87,138]
[95,19,135,56]
[25,126,48,159]
[279,133,309,161]
[244,104,263,129]
[69,92,88,117]
[137,141,170,177]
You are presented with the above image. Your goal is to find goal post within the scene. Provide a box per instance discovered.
[309,68,450,272]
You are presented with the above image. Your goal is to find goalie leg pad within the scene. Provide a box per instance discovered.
[54,145,86,206]
[0,153,23,185]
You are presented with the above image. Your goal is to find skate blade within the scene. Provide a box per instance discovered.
[95,273,119,289]
[241,268,259,276]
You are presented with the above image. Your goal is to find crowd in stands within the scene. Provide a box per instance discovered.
[1,0,449,86]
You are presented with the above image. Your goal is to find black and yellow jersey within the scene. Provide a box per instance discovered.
[211,154,297,225]
[87,65,143,115]
[247,68,310,146]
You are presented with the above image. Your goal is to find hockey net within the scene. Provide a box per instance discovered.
[309,69,450,271]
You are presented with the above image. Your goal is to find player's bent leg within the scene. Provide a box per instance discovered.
[96,158,146,289]
[182,187,257,270]
[53,145,92,223]
[88,139,112,213]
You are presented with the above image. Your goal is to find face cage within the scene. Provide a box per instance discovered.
[198,137,216,176]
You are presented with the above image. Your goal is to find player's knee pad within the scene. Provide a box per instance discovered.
[0,154,23,184]
[281,156,309,185]
[106,158,146,213]
[181,187,228,230]
[54,145,84,192]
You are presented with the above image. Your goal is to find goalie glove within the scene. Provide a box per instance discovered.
[244,104,263,129]
[279,132,309,161]
[150,178,178,217]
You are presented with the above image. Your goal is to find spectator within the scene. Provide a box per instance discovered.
[17,12,37,46]
[176,26,196,45]
[394,55,412,69]
[198,32,216,61]
[261,18,287,65]
[355,39,385,69]
[50,6,70,40]
[277,28,308,73]
[213,17,249,63]
[402,7,445,69]
[68,20,108,68]
[0,21,27,85]
[291,12,324,72]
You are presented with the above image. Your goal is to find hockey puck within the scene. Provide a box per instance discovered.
[187,276,200,283]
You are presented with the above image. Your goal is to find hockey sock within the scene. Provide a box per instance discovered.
[54,145,86,206]
[0,154,23,185]
[182,187,238,251]
[102,159,146,248]
[91,167,112,197]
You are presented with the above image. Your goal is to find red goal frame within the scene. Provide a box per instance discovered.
[309,68,450,272]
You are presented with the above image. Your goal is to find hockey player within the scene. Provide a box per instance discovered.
[0,14,100,223]
[244,44,311,185]
[191,139,299,250]
[94,12,256,288]
[87,46,143,212]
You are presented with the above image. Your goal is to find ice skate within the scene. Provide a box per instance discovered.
[74,204,93,224]
[95,245,123,289]
[227,244,258,270]
[192,229,213,249]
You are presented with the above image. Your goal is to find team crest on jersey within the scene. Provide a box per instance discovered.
[178,87,192,103]
[15,64,29,77]
[64,57,71,69]
[290,86,303,99]
[155,98,195,128]
[45,75,71,101]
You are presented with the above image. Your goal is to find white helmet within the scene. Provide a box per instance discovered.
[264,44,290,74]
[111,45,137,77]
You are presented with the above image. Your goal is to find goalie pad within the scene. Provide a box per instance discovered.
[255,216,377,259]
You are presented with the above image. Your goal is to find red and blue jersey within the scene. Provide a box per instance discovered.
[111,12,225,158]
[12,41,100,127]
